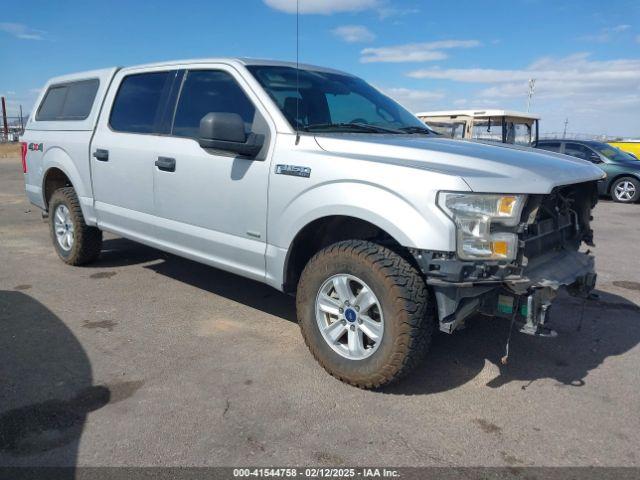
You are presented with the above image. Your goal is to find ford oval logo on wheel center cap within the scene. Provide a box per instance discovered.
[344,308,357,323]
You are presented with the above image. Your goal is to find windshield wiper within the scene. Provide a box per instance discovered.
[302,122,403,134]
[398,126,435,134]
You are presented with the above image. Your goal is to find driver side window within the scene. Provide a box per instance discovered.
[172,70,256,138]
[565,143,596,162]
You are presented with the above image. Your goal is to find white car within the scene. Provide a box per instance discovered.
[21,58,604,388]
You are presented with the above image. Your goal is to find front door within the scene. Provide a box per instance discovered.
[151,67,274,281]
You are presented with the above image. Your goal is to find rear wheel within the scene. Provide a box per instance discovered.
[296,240,435,389]
[49,187,102,265]
[611,177,639,203]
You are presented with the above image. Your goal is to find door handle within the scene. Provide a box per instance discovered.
[93,149,109,162]
[155,156,176,172]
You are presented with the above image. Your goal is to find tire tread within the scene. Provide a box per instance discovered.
[50,187,102,265]
[297,239,435,389]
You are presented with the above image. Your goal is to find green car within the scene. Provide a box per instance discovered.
[537,139,640,203]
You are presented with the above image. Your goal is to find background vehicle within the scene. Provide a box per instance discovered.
[21,58,604,388]
[415,109,540,146]
[537,139,640,203]
[608,140,640,159]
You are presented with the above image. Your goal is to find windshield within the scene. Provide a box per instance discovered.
[591,143,638,162]
[247,65,432,134]
[470,117,536,145]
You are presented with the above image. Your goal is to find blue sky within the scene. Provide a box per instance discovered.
[1,0,639,136]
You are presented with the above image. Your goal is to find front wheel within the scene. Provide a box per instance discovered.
[296,240,435,389]
[611,177,640,203]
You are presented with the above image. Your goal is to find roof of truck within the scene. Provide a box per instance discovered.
[416,109,540,120]
[121,57,352,75]
[43,58,352,87]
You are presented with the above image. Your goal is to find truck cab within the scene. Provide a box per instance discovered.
[21,58,604,388]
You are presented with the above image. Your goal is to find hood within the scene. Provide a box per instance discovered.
[611,159,640,169]
[314,134,605,194]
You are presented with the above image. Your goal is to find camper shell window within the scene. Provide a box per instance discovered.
[36,79,100,121]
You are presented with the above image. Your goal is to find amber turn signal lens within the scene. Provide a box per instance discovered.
[491,240,509,257]
[498,196,517,215]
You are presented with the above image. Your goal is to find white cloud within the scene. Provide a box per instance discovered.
[376,6,420,19]
[0,88,41,117]
[360,39,480,63]
[407,53,640,135]
[0,22,45,40]
[407,53,640,96]
[580,24,631,43]
[381,87,445,111]
[332,25,375,43]
[263,0,378,14]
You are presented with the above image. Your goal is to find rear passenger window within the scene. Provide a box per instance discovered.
[172,70,256,138]
[36,79,99,121]
[538,142,561,152]
[110,72,173,134]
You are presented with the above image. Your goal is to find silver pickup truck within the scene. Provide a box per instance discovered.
[21,58,604,388]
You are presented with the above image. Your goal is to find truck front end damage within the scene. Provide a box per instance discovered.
[412,181,599,336]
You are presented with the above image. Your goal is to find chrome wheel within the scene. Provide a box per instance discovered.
[614,180,636,202]
[54,204,74,251]
[315,274,384,361]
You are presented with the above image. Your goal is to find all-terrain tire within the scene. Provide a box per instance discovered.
[611,176,640,203]
[49,187,103,265]
[296,240,435,389]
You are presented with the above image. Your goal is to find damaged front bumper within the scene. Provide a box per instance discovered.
[412,249,597,336]
[413,181,600,336]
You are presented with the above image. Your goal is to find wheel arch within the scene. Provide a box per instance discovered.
[42,167,73,209]
[40,147,85,209]
[40,147,97,225]
[281,215,420,294]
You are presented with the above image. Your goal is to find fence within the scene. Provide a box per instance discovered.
[540,132,632,142]
[0,116,25,143]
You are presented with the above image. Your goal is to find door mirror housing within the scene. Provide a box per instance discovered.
[589,152,603,164]
[198,112,264,158]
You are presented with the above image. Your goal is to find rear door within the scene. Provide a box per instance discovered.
[91,67,181,239]
[150,65,274,281]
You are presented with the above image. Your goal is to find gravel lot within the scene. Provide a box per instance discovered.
[1,152,639,468]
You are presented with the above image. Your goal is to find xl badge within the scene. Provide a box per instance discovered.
[275,164,311,178]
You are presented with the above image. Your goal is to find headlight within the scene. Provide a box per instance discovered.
[438,192,526,261]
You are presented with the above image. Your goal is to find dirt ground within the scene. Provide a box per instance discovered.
[0,143,21,158]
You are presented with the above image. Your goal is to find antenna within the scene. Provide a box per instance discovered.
[563,118,569,138]
[526,78,536,113]
[295,0,300,145]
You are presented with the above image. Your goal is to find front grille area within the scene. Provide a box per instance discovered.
[519,181,598,262]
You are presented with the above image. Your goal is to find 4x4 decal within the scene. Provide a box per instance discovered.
[28,143,44,152]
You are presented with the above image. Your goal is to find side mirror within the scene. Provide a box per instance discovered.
[198,112,264,158]
[589,152,603,164]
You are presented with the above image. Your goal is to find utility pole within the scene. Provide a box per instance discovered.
[563,118,569,138]
[526,79,536,113]
[1,97,8,141]
[19,105,24,132]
